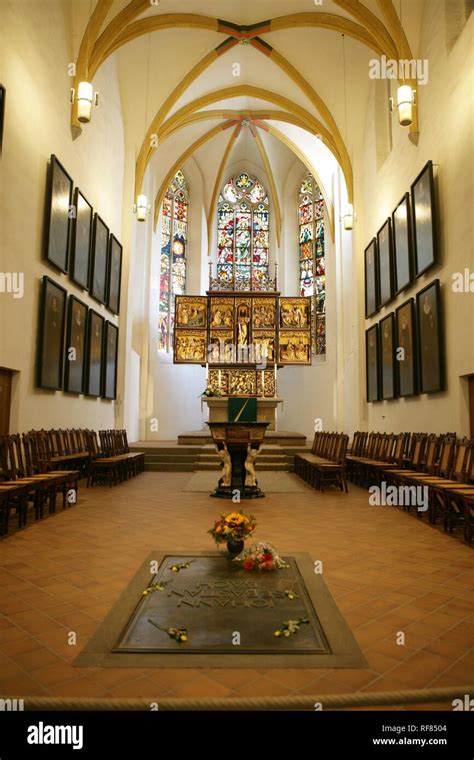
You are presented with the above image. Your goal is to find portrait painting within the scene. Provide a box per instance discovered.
[107,235,122,315]
[380,313,397,400]
[175,296,207,328]
[416,279,444,393]
[395,298,417,397]
[90,214,109,304]
[253,331,275,364]
[174,330,206,364]
[70,188,92,290]
[365,324,380,402]
[210,297,234,329]
[252,297,276,328]
[37,276,67,391]
[64,296,87,394]
[102,322,119,400]
[377,218,394,307]
[43,155,73,273]
[411,160,437,277]
[279,331,311,365]
[364,238,378,318]
[279,297,311,329]
[208,330,234,364]
[85,310,105,397]
[392,193,413,294]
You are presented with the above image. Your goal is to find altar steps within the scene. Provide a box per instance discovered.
[129,441,310,473]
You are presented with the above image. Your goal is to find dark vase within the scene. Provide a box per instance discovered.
[226,539,244,556]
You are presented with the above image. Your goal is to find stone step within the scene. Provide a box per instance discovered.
[145,462,196,472]
[195,462,292,472]
[145,453,196,463]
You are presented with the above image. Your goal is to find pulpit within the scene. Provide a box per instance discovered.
[206,421,269,499]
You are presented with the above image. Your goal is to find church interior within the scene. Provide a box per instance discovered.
[0,0,473,731]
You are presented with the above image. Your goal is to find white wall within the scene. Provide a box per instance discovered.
[359,1,474,436]
[0,0,125,432]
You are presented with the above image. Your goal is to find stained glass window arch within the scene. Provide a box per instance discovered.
[158,170,188,352]
[298,174,326,355]
[217,172,270,290]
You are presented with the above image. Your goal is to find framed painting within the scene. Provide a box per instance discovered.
[380,313,397,400]
[175,295,207,328]
[70,188,92,290]
[229,370,257,396]
[174,329,207,364]
[90,213,109,304]
[377,218,394,307]
[210,297,234,329]
[416,279,444,393]
[107,235,123,315]
[253,331,276,365]
[279,297,311,329]
[102,322,119,400]
[85,309,105,397]
[364,238,378,318]
[37,276,67,390]
[0,84,5,153]
[392,193,413,294]
[43,155,73,273]
[365,324,380,402]
[278,331,311,365]
[64,296,88,394]
[411,160,437,277]
[209,330,234,364]
[395,298,417,397]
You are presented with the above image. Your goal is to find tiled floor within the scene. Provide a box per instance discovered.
[0,472,473,709]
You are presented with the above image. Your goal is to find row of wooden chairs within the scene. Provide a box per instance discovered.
[87,430,145,487]
[346,431,474,543]
[294,431,349,492]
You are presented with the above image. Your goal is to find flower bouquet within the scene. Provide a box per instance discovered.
[234,541,289,571]
[208,511,257,554]
[200,387,222,398]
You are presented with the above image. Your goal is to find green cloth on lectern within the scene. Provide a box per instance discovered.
[228,397,257,422]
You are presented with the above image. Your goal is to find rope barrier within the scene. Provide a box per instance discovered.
[19,685,473,711]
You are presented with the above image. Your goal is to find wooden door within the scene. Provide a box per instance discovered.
[469,375,474,438]
[0,369,12,434]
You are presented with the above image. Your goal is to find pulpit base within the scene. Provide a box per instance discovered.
[210,483,265,500]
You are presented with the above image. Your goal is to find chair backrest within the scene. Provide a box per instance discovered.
[423,434,439,474]
[437,435,456,478]
[450,438,471,481]
[334,434,349,463]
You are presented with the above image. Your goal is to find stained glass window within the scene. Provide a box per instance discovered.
[158,170,189,351]
[217,173,270,290]
[298,175,326,355]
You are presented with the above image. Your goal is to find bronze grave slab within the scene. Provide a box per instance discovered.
[75,551,367,668]
[114,554,329,654]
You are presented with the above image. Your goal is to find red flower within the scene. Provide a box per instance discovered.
[243,558,255,571]
[263,553,273,562]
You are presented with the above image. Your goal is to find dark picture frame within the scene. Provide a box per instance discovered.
[102,322,119,400]
[416,279,444,393]
[43,155,73,273]
[411,160,438,277]
[107,235,123,315]
[365,324,380,402]
[36,276,67,391]
[377,218,394,307]
[90,214,109,304]
[70,188,93,290]
[380,313,397,400]
[85,309,105,397]
[364,238,379,318]
[0,84,5,154]
[392,193,413,294]
[64,296,88,394]
[395,298,417,397]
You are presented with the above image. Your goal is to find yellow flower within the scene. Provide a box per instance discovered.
[274,630,281,637]
[179,635,188,642]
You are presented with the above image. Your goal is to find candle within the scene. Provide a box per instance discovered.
[218,369,222,392]
[261,370,264,397]
[274,363,277,396]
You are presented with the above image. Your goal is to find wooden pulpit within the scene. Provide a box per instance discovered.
[206,421,269,499]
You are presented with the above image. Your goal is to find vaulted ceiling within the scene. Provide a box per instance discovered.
[71,0,424,230]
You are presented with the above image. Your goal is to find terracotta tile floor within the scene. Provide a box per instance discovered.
[0,472,473,708]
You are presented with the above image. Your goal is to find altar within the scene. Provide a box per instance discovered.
[202,396,283,430]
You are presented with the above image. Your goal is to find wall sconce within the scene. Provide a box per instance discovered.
[341,203,355,230]
[134,194,150,222]
[70,82,99,123]
[389,84,416,127]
